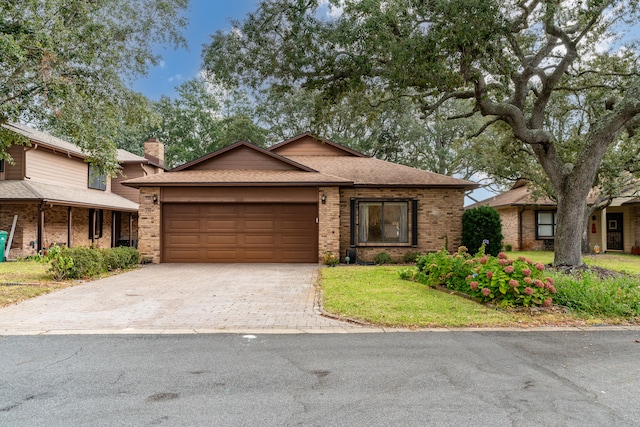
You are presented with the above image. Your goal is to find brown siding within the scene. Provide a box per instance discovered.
[162,186,317,203]
[188,146,299,171]
[5,145,25,180]
[25,148,87,188]
[338,187,465,263]
[112,164,144,203]
[272,136,353,156]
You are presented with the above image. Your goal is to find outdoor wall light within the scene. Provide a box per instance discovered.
[152,194,158,204]
[321,194,327,204]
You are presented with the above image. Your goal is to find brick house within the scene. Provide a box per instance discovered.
[123,133,478,263]
[471,179,640,253]
[0,123,164,259]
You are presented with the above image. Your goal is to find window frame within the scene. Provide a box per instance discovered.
[89,209,104,240]
[535,210,557,239]
[88,164,107,191]
[0,159,4,173]
[351,198,416,247]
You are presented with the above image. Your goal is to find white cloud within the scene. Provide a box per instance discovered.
[168,74,183,82]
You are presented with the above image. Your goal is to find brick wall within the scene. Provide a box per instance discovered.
[318,186,340,260]
[497,207,520,250]
[0,204,38,258]
[338,187,466,263]
[138,187,161,263]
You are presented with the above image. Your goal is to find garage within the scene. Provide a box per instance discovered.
[162,203,318,263]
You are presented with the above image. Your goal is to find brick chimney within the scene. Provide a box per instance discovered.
[144,137,164,168]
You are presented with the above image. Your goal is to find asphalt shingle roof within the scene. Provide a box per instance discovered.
[0,180,139,211]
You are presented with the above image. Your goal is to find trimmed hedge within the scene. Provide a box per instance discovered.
[45,246,140,281]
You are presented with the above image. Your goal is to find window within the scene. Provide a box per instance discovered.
[358,201,409,244]
[0,159,4,173]
[536,211,557,238]
[88,164,107,191]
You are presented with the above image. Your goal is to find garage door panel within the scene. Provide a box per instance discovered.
[162,203,317,263]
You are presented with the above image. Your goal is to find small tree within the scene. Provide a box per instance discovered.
[462,207,503,256]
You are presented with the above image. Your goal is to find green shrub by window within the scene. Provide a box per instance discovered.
[402,251,421,264]
[462,206,503,256]
[374,252,394,265]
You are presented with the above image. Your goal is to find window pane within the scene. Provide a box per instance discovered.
[384,202,408,243]
[538,225,554,237]
[538,212,554,225]
[359,203,382,243]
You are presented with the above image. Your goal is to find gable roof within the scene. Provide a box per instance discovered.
[124,140,477,189]
[469,182,555,209]
[172,140,316,172]
[3,122,150,165]
[268,133,367,157]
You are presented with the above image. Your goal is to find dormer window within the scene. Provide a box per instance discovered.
[88,164,107,191]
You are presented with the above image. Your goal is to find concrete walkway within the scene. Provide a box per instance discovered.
[0,264,375,335]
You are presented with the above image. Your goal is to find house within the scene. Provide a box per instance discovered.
[0,123,164,259]
[123,133,478,263]
[471,179,640,253]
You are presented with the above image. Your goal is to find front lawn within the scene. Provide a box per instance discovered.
[0,259,75,308]
[320,266,597,328]
[320,263,640,328]
[507,251,640,275]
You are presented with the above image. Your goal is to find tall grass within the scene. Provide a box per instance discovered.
[552,272,640,318]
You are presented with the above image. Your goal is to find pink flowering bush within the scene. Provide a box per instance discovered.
[408,244,556,308]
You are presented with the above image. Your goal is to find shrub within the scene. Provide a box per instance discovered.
[402,251,421,264]
[65,247,106,279]
[414,247,474,291]
[322,251,339,267]
[374,252,394,265]
[45,246,140,281]
[104,247,140,271]
[462,206,503,256]
[504,244,513,251]
[409,246,555,308]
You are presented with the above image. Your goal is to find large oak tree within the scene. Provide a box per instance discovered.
[204,0,640,266]
[1,0,188,172]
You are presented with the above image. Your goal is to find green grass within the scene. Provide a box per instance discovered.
[321,265,640,328]
[506,251,640,275]
[320,266,589,328]
[0,259,75,308]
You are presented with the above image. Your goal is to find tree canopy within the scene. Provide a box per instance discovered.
[204,0,640,266]
[1,0,188,172]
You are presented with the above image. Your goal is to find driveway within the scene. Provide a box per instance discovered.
[0,264,367,335]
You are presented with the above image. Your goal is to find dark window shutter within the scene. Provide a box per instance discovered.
[350,198,356,247]
[412,199,418,246]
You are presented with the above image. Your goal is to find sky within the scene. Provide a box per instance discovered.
[132,0,261,100]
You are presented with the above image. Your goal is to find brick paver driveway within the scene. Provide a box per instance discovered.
[0,264,365,335]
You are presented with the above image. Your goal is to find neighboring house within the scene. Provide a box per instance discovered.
[0,123,164,259]
[123,133,478,263]
[471,179,640,253]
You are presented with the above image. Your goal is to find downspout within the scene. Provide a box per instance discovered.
[67,206,72,248]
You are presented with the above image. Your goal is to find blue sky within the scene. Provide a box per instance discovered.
[132,0,261,100]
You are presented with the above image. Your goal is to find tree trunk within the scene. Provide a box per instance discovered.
[553,191,588,266]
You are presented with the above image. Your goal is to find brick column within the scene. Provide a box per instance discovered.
[138,187,161,263]
[318,186,341,262]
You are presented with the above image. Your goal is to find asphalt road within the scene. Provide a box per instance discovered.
[1,330,639,426]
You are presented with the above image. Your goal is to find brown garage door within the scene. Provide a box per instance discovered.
[162,203,318,263]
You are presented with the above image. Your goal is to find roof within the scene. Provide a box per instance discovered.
[287,155,478,188]
[123,169,352,187]
[117,149,148,163]
[124,136,478,189]
[469,184,556,208]
[0,180,139,211]
[3,122,149,165]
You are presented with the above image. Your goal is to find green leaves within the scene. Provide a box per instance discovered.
[1,0,188,173]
